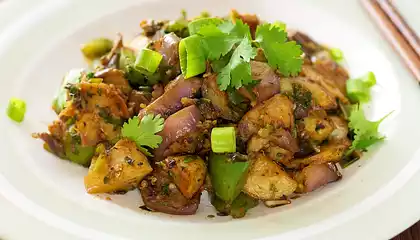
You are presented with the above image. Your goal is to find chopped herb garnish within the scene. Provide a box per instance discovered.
[347,105,392,155]
[183,156,197,163]
[161,183,170,195]
[121,114,164,156]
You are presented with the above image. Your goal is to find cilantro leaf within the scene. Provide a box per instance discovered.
[348,105,391,153]
[217,37,257,90]
[198,25,238,60]
[255,23,303,76]
[197,19,251,61]
[121,114,164,156]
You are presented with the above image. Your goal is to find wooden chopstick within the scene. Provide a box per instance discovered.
[361,0,420,82]
[377,0,420,58]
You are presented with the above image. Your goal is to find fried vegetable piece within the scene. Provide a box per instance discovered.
[290,138,351,168]
[139,168,201,215]
[244,155,297,200]
[94,68,132,95]
[84,139,152,194]
[202,74,243,122]
[247,127,298,166]
[162,155,207,199]
[138,75,202,120]
[301,65,349,104]
[297,109,334,142]
[294,163,341,193]
[290,77,337,110]
[238,94,294,142]
[79,82,130,119]
[250,61,280,103]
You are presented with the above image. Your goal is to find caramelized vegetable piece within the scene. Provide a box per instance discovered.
[290,77,337,110]
[250,61,280,103]
[94,68,131,95]
[162,155,206,199]
[84,139,152,194]
[294,163,341,193]
[138,75,202,120]
[202,74,242,121]
[301,65,349,104]
[79,82,130,119]
[139,168,201,215]
[247,127,298,166]
[238,94,294,142]
[291,138,351,168]
[244,155,297,200]
[154,105,204,160]
[297,110,334,142]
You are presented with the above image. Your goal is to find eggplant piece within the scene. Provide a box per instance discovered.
[94,68,131,95]
[247,127,298,166]
[202,74,243,121]
[162,155,206,199]
[250,61,281,103]
[294,163,341,193]
[84,139,153,194]
[139,168,201,215]
[154,105,203,160]
[138,75,202,120]
[238,94,294,142]
[244,155,297,200]
[127,90,152,117]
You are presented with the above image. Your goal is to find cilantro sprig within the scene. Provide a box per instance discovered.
[121,114,164,156]
[347,106,392,154]
[179,18,303,91]
[255,23,303,76]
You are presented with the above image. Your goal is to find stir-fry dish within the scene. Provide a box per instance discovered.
[32,10,389,218]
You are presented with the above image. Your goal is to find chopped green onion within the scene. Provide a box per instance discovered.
[346,71,376,103]
[360,71,376,87]
[179,35,207,78]
[7,97,26,123]
[188,18,223,35]
[211,127,236,153]
[329,48,344,62]
[135,49,163,73]
[346,78,370,103]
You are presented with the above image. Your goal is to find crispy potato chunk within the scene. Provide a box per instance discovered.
[291,78,337,110]
[238,94,294,141]
[162,155,206,199]
[244,155,297,200]
[291,139,351,168]
[80,82,129,119]
[84,139,152,194]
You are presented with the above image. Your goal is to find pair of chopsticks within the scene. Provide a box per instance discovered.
[361,0,420,82]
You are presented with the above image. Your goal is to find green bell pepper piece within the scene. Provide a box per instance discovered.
[209,153,250,203]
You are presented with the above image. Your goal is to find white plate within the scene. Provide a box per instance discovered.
[1,0,420,239]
